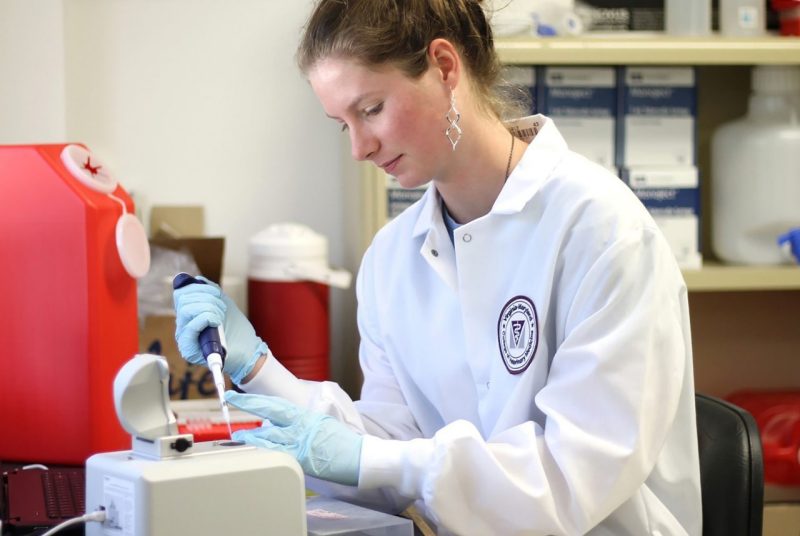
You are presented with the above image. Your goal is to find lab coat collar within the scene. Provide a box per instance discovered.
[411,115,568,239]
[493,115,568,214]
[412,183,440,238]
[402,183,457,292]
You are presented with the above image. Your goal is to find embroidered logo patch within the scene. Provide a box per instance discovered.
[497,296,538,374]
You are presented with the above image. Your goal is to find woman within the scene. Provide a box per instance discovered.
[173,1,702,533]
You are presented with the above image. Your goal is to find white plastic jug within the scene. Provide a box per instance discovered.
[711,66,800,265]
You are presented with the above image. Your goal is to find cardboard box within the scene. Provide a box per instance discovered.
[138,205,229,399]
[150,205,205,237]
[149,205,225,284]
[149,236,225,284]
[139,314,231,399]
[763,503,800,536]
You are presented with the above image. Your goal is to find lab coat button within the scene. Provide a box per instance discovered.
[431,249,439,257]
[462,233,472,243]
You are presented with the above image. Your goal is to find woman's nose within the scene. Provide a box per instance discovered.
[349,127,378,161]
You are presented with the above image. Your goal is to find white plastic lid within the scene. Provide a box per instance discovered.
[248,223,351,287]
[752,65,800,95]
[60,144,118,194]
[249,223,328,261]
[113,354,178,441]
[61,144,151,279]
[116,213,151,279]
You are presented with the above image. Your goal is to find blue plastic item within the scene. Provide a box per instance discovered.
[778,228,800,263]
[172,273,267,385]
[173,273,228,363]
[226,391,363,486]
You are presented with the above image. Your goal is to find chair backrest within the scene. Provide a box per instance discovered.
[696,393,764,536]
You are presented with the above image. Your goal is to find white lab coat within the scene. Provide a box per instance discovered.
[245,116,702,535]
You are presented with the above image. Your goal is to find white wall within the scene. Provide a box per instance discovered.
[0,0,66,141]
[0,0,363,394]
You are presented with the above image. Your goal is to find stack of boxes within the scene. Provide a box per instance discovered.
[618,67,701,269]
[505,64,701,269]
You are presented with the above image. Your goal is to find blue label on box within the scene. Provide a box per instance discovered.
[544,87,617,117]
[387,187,426,219]
[623,86,696,116]
[621,167,700,214]
[540,67,617,118]
[632,187,699,213]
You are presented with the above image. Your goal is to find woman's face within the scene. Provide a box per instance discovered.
[308,56,451,189]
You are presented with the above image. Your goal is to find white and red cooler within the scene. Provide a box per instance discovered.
[247,223,350,381]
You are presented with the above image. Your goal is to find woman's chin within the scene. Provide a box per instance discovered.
[391,173,431,190]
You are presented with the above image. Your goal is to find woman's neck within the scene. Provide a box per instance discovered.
[435,118,527,224]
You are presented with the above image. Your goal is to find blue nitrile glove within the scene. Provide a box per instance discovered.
[173,276,268,385]
[226,391,363,486]
[778,228,800,264]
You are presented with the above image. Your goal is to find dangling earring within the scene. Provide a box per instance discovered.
[445,88,462,151]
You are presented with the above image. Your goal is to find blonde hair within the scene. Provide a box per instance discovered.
[297,0,517,119]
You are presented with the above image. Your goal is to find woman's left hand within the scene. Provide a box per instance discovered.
[225,391,363,486]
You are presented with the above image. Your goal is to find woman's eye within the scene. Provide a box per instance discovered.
[364,103,383,116]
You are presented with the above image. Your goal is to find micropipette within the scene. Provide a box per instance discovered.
[172,273,233,438]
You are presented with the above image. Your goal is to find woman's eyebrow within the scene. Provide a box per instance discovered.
[325,92,380,119]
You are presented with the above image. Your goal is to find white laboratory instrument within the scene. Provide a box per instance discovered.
[85,354,307,536]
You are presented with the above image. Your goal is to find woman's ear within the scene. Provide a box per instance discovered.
[428,38,461,88]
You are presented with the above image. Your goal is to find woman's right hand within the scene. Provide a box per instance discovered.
[173,277,269,385]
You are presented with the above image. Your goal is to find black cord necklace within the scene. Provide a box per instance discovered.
[505,132,516,181]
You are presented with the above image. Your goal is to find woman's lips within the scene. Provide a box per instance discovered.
[381,155,402,174]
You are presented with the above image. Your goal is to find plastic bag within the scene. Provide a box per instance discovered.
[137,245,201,319]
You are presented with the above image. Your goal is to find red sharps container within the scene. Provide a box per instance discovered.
[247,224,350,381]
[0,144,150,464]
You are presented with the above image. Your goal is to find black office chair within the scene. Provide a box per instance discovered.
[696,393,764,536]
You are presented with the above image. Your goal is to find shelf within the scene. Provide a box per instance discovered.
[496,35,800,65]
[683,263,800,291]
